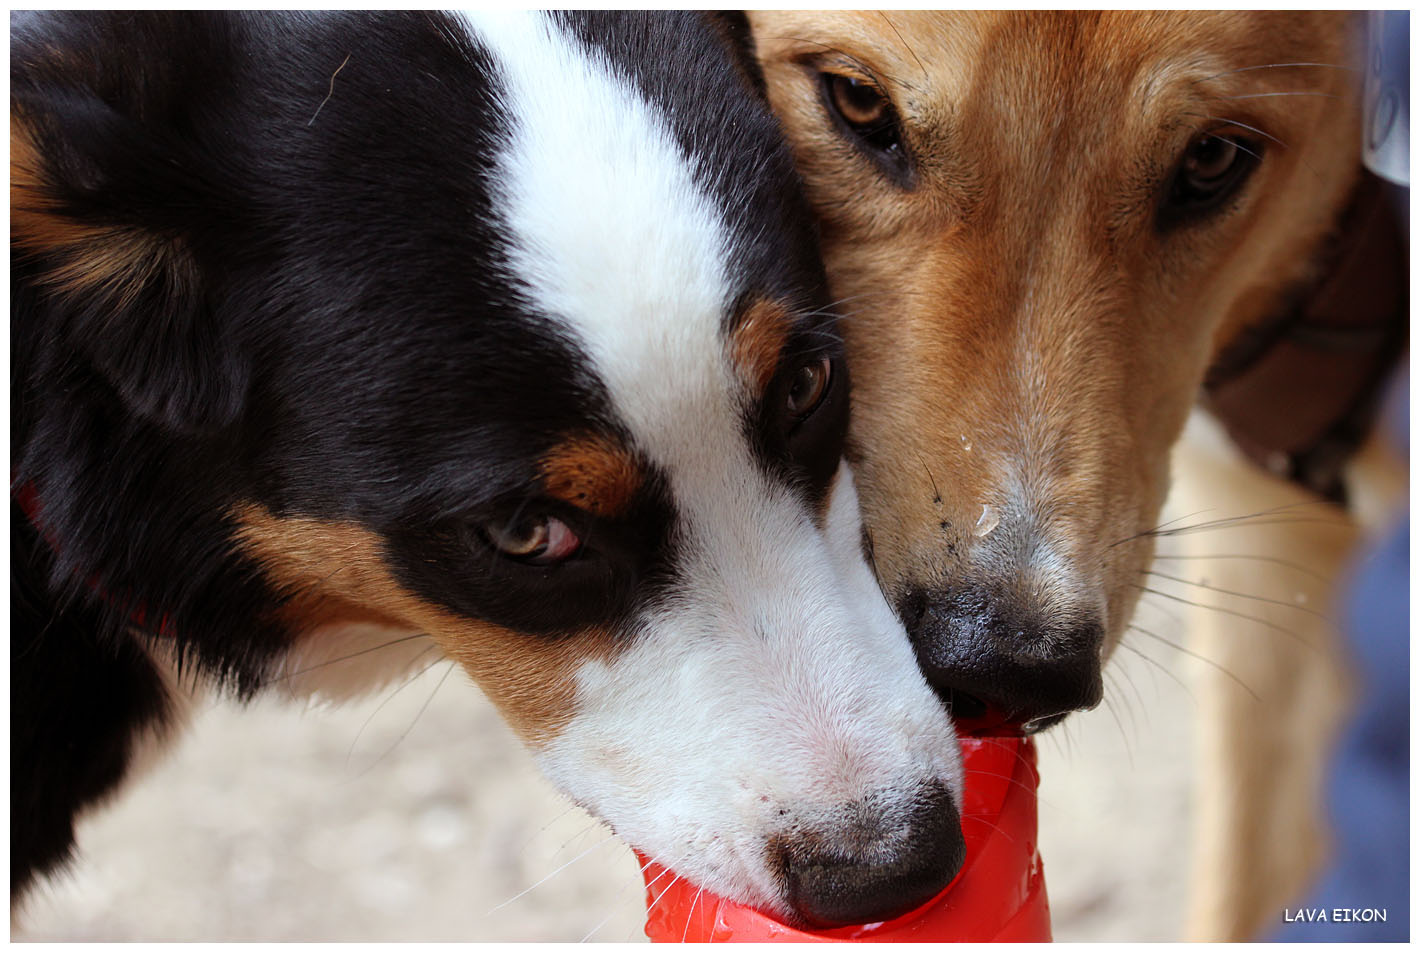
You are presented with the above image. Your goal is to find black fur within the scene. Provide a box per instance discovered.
[11,10,840,900]
[11,500,172,899]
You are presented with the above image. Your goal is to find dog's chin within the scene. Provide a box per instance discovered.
[605,789,968,932]
[537,734,968,928]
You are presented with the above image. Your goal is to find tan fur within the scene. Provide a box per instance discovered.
[11,111,181,306]
[729,296,794,398]
[749,10,1386,939]
[539,433,644,518]
[230,504,622,746]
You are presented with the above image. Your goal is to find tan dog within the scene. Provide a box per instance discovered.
[745,10,1406,940]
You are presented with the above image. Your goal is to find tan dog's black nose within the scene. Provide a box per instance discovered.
[779,781,965,928]
[902,587,1104,732]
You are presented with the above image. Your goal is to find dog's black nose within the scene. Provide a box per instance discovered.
[902,586,1104,730]
[781,781,965,929]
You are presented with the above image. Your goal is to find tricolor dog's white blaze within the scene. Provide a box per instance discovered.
[459,11,961,911]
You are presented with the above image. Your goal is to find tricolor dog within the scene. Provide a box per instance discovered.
[743,10,1405,938]
[11,11,965,928]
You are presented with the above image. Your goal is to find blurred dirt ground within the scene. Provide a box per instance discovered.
[13,632,1196,942]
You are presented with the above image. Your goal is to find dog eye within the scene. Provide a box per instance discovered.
[819,72,909,175]
[828,73,889,128]
[483,514,581,565]
[787,357,832,419]
[1162,131,1262,223]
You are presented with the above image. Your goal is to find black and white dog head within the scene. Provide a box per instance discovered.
[12,11,962,925]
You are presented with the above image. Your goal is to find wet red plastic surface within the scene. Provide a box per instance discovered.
[640,735,1050,942]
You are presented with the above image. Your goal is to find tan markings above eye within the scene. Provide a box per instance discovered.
[539,433,643,518]
[730,297,793,398]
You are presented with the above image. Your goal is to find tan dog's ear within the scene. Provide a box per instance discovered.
[11,12,249,435]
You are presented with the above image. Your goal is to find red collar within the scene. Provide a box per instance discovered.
[14,480,178,638]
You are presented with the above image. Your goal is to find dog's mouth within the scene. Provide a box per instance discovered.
[935,686,1067,737]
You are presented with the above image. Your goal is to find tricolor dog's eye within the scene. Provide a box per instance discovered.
[483,513,581,565]
[787,356,832,420]
[818,71,911,182]
[1160,129,1263,226]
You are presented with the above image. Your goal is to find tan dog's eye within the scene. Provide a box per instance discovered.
[484,514,581,565]
[1183,134,1239,185]
[818,71,910,183]
[827,74,889,127]
[787,357,832,419]
[1160,130,1263,227]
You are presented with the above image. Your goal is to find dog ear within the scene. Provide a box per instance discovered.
[704,12,768,100]
[11,12,249,435]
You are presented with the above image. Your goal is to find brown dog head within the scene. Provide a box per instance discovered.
[748,11,1365,729]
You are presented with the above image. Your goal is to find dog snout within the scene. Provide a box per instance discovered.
[902,586,1104,731]
[776,780,965,929]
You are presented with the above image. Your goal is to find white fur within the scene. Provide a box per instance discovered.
[459,10,961,913]
[539,465,962,913]
[458,10,732,461]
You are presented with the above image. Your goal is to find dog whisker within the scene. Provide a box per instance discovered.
[682,885,707,943]
[792,327,846,347]
[1130,585,1315,651]
[820,289,903,309]
[1191,113,1291,151]
[1189,61,1357,85]
[577,856,657,942]
[1099,690,1135,769]
[1110,657,1149,727]
[1141,515,1352,541]
[485,830,622,917]
[1127,623,1261,701]
[878,12,927,81]
[1133,594,1186,630]
[348,657,455,778]
[1209,132,1265,166]
[963,767,1060,816]
[1114,639,1195,703]
[260,632,434,687]
[1142,569,1334,623]
[1151,552,1332,585]
[556,817,609,857]
[1145,507,1221,535]
[485,490,546,578]
[514,801,585,862]
[637,870,684,934]
[613,862,677,942]
[1218,90,1342,101]
[961,811,1015,844]
[1186,111,1332,184]
[962,767,1045,801]
[341,646,442,766]
[1111,500,1348,547]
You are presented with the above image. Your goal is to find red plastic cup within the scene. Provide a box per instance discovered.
[640,735,1049,942]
